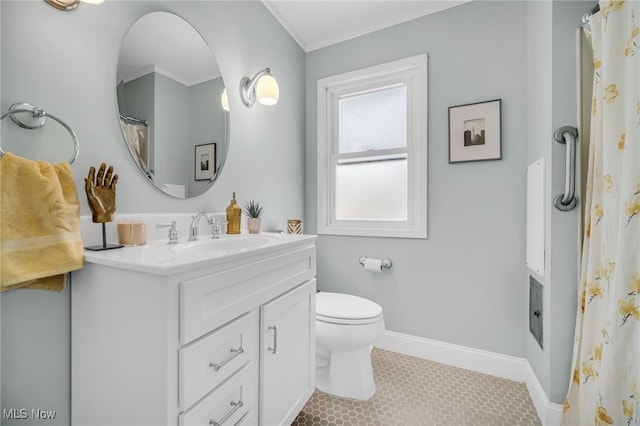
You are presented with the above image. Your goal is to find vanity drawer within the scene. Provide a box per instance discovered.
[179,311,258,411]
[180,245,316,344]
[179,362,258,426]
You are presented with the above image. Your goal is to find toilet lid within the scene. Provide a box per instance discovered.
[316,292,383,321]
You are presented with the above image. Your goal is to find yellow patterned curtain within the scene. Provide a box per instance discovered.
[562,1,640,425]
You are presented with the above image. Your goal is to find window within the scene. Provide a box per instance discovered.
[317,54,428,238]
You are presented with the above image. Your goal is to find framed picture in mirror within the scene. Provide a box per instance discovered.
[195,143,217,181]
[448,99,501,163]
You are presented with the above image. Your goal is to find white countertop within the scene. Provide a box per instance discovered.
[82,232,316,275]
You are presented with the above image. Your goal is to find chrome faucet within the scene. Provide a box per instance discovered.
[188,212,214,241]
[211,219,226,239]
[156,221,180,244]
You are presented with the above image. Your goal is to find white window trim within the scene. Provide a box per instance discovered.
[317,54,428,239]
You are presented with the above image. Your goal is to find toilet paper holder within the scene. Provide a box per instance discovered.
[359,256,392,269]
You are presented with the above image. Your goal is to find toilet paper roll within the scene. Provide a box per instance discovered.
[364,258,383,272]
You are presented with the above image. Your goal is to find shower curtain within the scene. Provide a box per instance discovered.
[562,1,640,425]
[120,118,150,176]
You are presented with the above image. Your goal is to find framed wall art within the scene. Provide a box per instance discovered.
[448,99,501,163]
[195,143,217,181]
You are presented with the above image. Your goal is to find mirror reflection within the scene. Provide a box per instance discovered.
[116,11,229,199]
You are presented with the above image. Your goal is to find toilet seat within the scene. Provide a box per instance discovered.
[316,292,383,325]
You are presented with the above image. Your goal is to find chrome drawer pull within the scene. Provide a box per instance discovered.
[268,325,278,354]
[209,400,243,426]
[209,347,244,372]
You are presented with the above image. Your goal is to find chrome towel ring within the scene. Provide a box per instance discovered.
[0,102,79,164]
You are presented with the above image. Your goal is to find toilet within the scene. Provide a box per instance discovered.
[315,292,385,400]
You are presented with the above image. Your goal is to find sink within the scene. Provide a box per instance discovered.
[150,234,281,262]
[177,234,279,253]
[83,232,316,275]
[143,234,281,263]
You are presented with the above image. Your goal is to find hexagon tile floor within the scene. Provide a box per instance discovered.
[292,348,542,426]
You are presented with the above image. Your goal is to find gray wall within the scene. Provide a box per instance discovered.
[188,77,227,197]
[306,0,587,405]
[307,0,529,357]
[0,1,304,424]
[547,0,590,405]
[526,0,554,401]
[119,73,227,197]
[154,72,189,187]
[526,0,591,405]
[119,73,156,172]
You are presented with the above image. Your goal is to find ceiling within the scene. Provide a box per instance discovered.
[117,11,221,87]
[262,0,472,52]
[116,1,471,87]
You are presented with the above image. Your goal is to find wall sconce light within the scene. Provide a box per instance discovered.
[221,89,230,112]
[45,0,103,11]
[239,68,279,108]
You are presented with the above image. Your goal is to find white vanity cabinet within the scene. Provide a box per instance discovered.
[71,235,316,426]
[260,281,315,426]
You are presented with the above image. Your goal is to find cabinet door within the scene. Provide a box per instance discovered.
[259,279,316,426]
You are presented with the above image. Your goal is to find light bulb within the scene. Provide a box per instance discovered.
[256,74,279,106]
[221,89,230,112]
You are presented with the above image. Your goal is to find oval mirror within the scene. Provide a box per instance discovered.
[116,12,229,199]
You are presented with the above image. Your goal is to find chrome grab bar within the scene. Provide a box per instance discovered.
[553,126,578,211]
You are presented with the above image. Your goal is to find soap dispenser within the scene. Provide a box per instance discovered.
[226,192,242,234]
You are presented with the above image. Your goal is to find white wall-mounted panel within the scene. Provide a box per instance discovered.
[527,159,545,276]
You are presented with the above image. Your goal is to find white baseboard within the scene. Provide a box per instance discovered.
[546,402,564,426]
[374,330,562,426]
[522,357,564,425]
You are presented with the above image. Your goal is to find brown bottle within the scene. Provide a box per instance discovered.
[226,192,241,234]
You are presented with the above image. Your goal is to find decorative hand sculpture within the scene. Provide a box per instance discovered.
[85,163,119,223]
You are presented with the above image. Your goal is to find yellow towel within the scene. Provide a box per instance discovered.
[1,152,83,292]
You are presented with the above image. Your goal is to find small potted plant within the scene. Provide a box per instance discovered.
[244,200,264,234]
